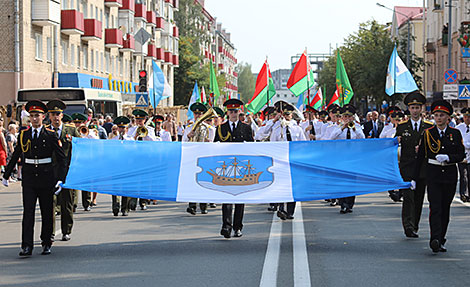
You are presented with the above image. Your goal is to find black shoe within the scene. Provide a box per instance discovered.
[113,210,119,216]
[209,203,217,208]
[430,239,440,253]
[220,228,231,238]
[286,215,294,220]
[439,244,447,252]
[346,208,353,213]
[41,245,51,255]
[141,205,147,210]
[122,211,128,216]
[84,206,91,212]
[19,246,32,257]
[277,210,287,220]
[267,206,278,212]
[461,195,468,202]
[405,229,419,238]
[234,230,243,237]
[73,206,77,213]
[50,235,55,242]
[201,209,208,214]
[330,200,338,206]
[91,202,97,207]
[62,234,71,241]
[186,207,196,215]
[340,207,347,214]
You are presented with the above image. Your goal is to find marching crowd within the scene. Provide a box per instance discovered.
[0,90,467,256]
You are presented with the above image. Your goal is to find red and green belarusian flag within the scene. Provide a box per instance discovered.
[287,50,315,98]
[327,88,340,108]
[310,88,323,110]
[198,86,206,104]
[246,60,276,114]
[336,51,354,105]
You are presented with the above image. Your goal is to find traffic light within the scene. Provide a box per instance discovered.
[139,70,147,92]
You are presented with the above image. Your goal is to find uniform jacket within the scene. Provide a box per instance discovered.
[3,126,66,188]
[395,119,433,180]
[413,126,465,183]
[214,121,254,143]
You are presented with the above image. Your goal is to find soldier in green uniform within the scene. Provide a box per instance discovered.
[47,100,80,241]
[395,92,433,238]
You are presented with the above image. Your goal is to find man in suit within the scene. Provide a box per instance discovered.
[363,111,384,138]
[214,99,254,238]
[47,100,80,242]
[395,91,433,238]
[454,107,470,202]
[2,100,66,256]
[412,100,465,253]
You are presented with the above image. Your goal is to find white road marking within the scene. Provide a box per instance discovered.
[259,212,283,287]
[293,202,311,287]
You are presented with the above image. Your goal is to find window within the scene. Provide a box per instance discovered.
[61,41,68,65]
[105,52,109,73]
[83,46,88,69]
[120,57,123,76]
[62,0,68,9]
[111,56,114,74]
[77,46,80,68]
[96,51,99,71]
[35,33,43,60]
[95,7,98,21]
[46,37,52,62]
[90,49,94,71]
[71,44,75,66]
[105,10,109,28]
[100,9,103,23]
[82,0,87,18]
[101,52,104,72]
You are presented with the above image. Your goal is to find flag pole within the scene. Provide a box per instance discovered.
[266,56,269,108]
[306,49,310,106]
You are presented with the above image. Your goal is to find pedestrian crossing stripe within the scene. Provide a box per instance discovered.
[136,95,148,106]
[460,86,470,99]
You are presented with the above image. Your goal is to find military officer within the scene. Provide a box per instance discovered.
[395,92,433,238]
[2,100,66,256]
[300,105,323,140]
[412,100,465,253]
[153,115,172,141]
[214,99,254,238]
[254,107,279,142]
[47,100,80,242]
[329,104,365,213]
[110,116,133,216]
[455,107,470,202]
[62,113,73,124]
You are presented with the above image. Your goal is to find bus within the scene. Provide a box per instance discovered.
[16,88,123,118]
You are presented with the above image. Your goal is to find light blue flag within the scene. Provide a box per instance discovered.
[385,46,418,96]
[63,138,410,203]
[151,61,172,107]
[187,81,199,120]
[296,91,304,109]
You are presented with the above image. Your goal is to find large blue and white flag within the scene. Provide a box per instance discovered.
[187,81,199,120]
[151,60,172,108]
[63,138,410,203]
[385,46,418,96]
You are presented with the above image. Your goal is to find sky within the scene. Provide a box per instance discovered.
[204,0,425,72]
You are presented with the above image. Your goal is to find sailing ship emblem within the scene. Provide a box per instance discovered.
[196,155,274,195]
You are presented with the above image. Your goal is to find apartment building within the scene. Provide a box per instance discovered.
[0,0,179,107]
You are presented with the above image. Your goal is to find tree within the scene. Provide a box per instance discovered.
[236,63,255,103]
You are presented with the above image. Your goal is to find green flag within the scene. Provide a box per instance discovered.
[336,51,354,106]
[210,59,220,105]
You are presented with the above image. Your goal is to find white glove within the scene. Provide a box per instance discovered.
[54,181,63,195]
[436,154,449,163]
[410,180,416,190]
[2,178,8,187]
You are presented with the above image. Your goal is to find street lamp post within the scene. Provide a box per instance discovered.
[377,3,411,68]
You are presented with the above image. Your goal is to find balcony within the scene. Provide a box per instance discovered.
[173,0,179,11]
[82,19,102,41]
[146,44,157,59]
[164,52,173,64]
[173,54,179,67]
[119,0,135,12]
[135,3,147,21]
[426,41,436,53]
[32,0,61,26]
[105,29,123,49]
[173,26,179,39]
[121,34,135,52]
[218,46,223,53]
[147,11,157,27]
[156,17,164,31]
[165,0,173,7]
[61,10,84,35]
[157,48,164,62]
[104,0,123,8]
[233,71,238,77]
[218,63,224,70]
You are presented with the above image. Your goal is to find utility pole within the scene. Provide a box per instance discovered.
[448,0,452,69]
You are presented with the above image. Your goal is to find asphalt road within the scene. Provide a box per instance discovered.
[1,183,470,287]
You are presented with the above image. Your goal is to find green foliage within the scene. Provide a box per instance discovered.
[317,20,395,113]
[236,63,255,103]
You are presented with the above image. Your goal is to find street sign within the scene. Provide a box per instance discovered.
[134,28,152,45]
[444,69,458,84]
[136,93,149,107]
[459,85,470,99]
[443,84,458,92]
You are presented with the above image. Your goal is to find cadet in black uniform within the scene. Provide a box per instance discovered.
[214,99,254,238]
[412,100,465,253]
[395,92,433,238]
[2,100,66,256]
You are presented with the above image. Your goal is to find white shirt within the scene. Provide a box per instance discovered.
[300,119,323,140]
[50,123,63,138]
[410,118,421,132]
[380,123,395,138]
[254,119,280,141]
[109,132,134,141]
[127,125,156,141]
[320,122,339,140]
[182,123,214,142]
[329,123,365,140]
[31,126,43,139]
[270,120,307,142]
[228,120,239,132]
[456,122,470,162]
[154,128,172,142]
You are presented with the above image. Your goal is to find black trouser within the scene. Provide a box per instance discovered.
[279,202,296,216]
[458,163,470,197]
[177,135,183,141]
[427,181,456,244]
[188,202,207,211]
[129,198,147,208]
[81,191,91,208]
[222,204,244,232]
[53,188,74,235]
[22,185,54,249]
[112,196,129,213]
[339,196,355,209]
[401,178,426,233]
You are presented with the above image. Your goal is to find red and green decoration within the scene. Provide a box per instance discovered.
[458,22,470,48]
[287,50,315,99]
[246,60,276,114]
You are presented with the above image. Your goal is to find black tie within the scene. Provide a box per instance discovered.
[33,129,38,139]
[414,122,418,132]
[119,133,124,140]
[286,126,292,141]
[232,122,236,132]
[347,128,351,139]
[310,121,315,136]
[156,131,160,137]
[467,125,469,133]
[53,127,59,137]
[440,131,445,138]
